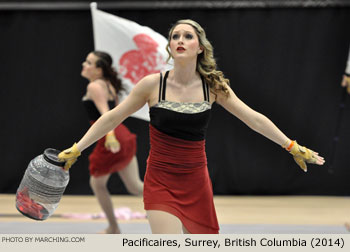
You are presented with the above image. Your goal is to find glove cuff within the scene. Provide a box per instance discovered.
[72,143,81,156]
[106,131,115,137]
[282,140,295,151]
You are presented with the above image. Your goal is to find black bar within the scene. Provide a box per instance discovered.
[0,1,350,11]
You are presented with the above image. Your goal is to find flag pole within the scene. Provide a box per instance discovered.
[90,2,97,10]
[90,2,98,50]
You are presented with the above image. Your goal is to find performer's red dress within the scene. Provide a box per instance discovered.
[83,99,137,177]
[144,71,219,234]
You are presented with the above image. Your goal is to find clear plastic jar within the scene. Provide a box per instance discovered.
[16,148,69,220]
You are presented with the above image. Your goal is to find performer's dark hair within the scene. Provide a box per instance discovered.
[93,51,124,93]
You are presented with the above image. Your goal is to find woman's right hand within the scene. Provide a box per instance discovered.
[341,75,350,94]
[104,132,121,153]
[58,143,81,170]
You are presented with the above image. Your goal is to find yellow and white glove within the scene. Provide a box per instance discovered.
[284,140,317,172]
[104,132,120,153]
[341,74,350,94]
[58,143,81,170]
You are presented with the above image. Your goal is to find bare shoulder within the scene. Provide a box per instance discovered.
[128,73,162,105]
[131,73,160,96]
[87,79,106,93]
[135,73,160,89]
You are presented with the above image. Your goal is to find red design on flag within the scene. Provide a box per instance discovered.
[119,34,166,84]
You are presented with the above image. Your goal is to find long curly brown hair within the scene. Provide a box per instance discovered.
[166,19,230,97]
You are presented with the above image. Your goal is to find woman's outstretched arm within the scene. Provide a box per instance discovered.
[216,85,325,171]
[59,74,158,169]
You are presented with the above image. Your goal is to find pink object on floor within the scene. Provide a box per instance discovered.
[61,207,146,220]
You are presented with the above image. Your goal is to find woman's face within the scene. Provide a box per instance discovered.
[169,24,202,61]
[81,53,102,80]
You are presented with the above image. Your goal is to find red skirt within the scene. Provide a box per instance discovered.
[88,123,137,177]
[144,125,219,234]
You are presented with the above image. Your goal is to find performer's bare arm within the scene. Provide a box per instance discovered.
[76,74,158,152]
[215,85,324,167]
[216,85,290,147]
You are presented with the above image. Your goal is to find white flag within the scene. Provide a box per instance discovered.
[90,2,171,121]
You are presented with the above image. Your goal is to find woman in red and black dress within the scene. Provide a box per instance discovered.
[59,20,324,234]
[144,70,218,233]
[80,51,143,233]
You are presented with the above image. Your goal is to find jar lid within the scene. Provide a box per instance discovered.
[43,148,66,167]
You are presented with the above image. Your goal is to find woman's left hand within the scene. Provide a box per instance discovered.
[288,141,325,172]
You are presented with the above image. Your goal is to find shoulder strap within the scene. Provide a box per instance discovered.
[201,75,210,102]
[158,72,163,102]
[206,82,210,102]
[161,71,170,101]
[103,80,117,101]
[104,81,114,97]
